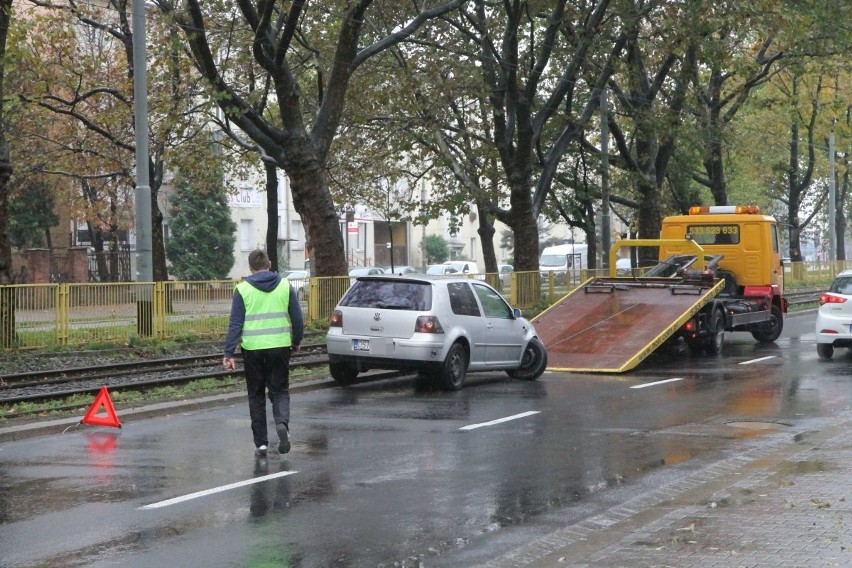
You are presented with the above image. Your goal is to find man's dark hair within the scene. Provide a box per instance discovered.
[248,249,271,271]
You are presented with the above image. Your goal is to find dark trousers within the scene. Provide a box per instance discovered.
[242,346,291,447]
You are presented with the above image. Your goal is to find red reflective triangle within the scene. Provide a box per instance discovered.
[81,386,122,429]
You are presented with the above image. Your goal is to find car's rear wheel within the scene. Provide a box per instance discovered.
[817,343,834,360]
[436,342,468,391]
[507,338,547,380]
[329,361,359,385]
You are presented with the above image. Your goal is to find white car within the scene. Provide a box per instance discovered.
[283,270,309,299]
[326,274,547,390]
[816,269,852,360]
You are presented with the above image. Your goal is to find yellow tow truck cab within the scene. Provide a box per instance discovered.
[659,205,784,295]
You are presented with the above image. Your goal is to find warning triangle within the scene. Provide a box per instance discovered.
[81,386,122,429]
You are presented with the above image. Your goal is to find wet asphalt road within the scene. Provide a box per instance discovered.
[2,312,850,567]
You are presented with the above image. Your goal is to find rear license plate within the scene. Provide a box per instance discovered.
[352,339,370,351]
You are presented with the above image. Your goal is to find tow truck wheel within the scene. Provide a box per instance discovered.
[751,304,783,343]
[817,343,834,360]
[705,308,725,355]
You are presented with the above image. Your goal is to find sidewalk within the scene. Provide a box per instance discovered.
[485,411,852,568]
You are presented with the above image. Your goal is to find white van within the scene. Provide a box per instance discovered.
[539,244,588,274]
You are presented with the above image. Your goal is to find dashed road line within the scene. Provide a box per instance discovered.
[630,378,684,389]
[739,355,777,365]
[139,470,298,510]
[460,411,541,431]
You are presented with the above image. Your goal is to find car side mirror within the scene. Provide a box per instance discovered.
[512,308,522,318]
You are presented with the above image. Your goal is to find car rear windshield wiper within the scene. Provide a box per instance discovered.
[375,302,413,310]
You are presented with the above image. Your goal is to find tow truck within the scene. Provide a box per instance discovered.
[533,205,787,373]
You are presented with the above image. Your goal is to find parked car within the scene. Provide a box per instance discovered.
[348,267,386,277]
[816,269,852,360]
[326,274,548,390]
[497,264,514,286]
[615,258,633,275]
[383,265,420,275]
[283,269,309,299]
[425,264,459,275]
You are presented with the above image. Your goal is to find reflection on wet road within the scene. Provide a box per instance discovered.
[1,313,845,567]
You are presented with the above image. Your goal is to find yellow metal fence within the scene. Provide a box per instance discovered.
[0,261,837,350]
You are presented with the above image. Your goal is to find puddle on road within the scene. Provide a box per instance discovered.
[724,420,791,431]
[776,460,836,475]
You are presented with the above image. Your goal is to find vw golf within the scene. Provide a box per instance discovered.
[326,274,547,390]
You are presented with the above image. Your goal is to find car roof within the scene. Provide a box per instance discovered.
[352,273,485,285]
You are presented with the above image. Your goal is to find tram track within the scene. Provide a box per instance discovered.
[0,344,330,406]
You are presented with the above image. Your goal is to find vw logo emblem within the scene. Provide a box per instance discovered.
[373,312,382,321]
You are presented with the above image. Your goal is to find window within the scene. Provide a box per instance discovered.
[472,283,512,318]
[341,281,432,310]
[291,220,305,250]
[470,238,478,261]
[357,222,367,251]
[448,282,481,317]
[240,219,254,251]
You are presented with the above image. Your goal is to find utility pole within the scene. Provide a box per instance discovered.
[828,126,836,261]
[600,89,611,269]
[132,0,152,335]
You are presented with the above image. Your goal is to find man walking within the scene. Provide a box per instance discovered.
[223,249,304,457]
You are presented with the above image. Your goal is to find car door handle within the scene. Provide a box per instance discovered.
[486,323,494,329]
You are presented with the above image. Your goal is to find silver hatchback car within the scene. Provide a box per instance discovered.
[326,274,547,390]
[816,269,852,359]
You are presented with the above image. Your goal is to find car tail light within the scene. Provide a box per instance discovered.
[329,310,343,327]
[819,294,847,306]
[415,315,444,333]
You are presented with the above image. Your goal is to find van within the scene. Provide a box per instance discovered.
[539,244,588,274]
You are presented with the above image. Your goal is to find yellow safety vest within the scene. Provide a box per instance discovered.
[236,279,292,350]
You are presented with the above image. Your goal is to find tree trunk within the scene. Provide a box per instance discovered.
[839,163,850,261]
[264,162,279,271]
[506,186,539,273]
[636,178,663,266]
[704,137,729,206]
[286,161,347,276]
[475,201,497,274]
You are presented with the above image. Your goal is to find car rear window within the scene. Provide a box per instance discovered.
[340,280,432,310]
[830,276,852,295]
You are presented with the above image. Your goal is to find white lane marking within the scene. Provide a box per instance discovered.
[139,470,298,510]
[460,411,540,431]
[739,356,777,365]
[630,378,684,389]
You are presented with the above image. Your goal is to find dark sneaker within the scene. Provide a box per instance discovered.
[255,444,267,457]
[277,424,290,454]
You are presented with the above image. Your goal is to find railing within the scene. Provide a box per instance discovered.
[0,261,833,350]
